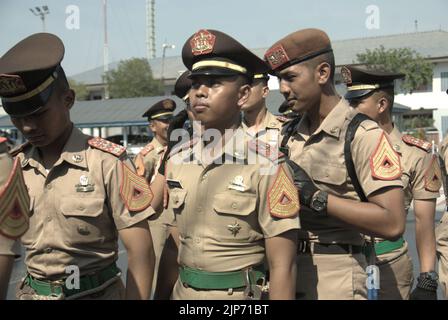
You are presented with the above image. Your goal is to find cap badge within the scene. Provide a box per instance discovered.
[0,74,27,96]
[264,44,290,70]
[190,29,216,56]
[162,99,174,109]
[341,67,352,85]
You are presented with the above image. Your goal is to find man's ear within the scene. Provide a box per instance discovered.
[64,89,75,110]
[377,96,389,115]
[316,62,331,85]
[237,84,251,107]
[262,85,270,99]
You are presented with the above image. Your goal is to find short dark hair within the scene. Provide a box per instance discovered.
[304,51,335,81]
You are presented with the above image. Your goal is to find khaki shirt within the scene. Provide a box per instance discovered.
[0,141,21,256]
[388,126,440,210]
[134,138,165,182]
[242,110,284,146]
[16,127,154,280]
[287,98,403,245]
[165,126,300,272]
[441,135,448,172]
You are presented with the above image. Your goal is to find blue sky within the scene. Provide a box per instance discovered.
[1,0,447,76]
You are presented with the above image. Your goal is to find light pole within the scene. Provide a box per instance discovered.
[29,6,50,32]
[161,43,175,94]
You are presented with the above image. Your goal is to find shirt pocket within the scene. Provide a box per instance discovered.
[311,162,347,186]
[212,193,259,242]
[60,197,109,245]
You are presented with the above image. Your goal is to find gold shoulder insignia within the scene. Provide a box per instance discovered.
[424,155,442,192]
[370,132,401,180]
[139,143,155,157]
[0,158,30,239]
[268,166,300,218]
[120,163,153,211]
[248,139,285,162]
[88,137,126,158]
[9,142,31,158]
[402,135,432,152]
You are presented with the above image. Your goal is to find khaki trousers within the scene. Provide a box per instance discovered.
[296,252,367,300]
[436,212,448,299]
[376,242,413,300]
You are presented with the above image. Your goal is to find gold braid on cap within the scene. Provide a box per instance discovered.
[2,74,56,103]
[151,111,174,120]
[192,60,247,74]
[347,84,380,91]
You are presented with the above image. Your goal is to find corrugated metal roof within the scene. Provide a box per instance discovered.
[0,96,185,129]
[71,30,448,85]
[0,91,410,130]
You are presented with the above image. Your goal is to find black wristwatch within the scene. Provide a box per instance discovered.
[310,190,328,215]
[419,271,439,281]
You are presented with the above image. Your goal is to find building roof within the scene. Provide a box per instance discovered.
[70,30,448,85]
[0,91,410,130]
[0,96,185,129]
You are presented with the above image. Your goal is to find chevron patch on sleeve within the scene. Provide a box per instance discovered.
[370,132,402,180]
[268,166,300,218]
[0,158,30,239]
[424,155,442,192]
[120,162,153,211]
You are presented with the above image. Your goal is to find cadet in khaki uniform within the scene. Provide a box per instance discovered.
[264,29,406,300]
[154,29,300,300]
[241,73,284,145]
[134,99,175,297]
[0,137,30,299]
[343,66,441,300]
[437,129,448,299]
[134,99,176,181]
[0,33,155,300]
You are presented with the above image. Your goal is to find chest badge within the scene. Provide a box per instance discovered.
[75,175,95,192]
[228,175,247,192]
[227,221,241,237]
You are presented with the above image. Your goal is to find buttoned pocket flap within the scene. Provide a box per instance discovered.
[61,197,104,217]
[213,193,256,216]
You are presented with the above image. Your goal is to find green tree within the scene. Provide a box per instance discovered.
[104,58,163,98]
[68,78,89,101]
[356,46,433,93]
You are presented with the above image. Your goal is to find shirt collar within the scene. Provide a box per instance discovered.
[296,98,350,140]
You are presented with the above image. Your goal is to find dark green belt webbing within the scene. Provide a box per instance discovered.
[179,265,265,290]
[26,263,120,298]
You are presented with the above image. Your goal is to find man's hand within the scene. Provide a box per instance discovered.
[410,272,438,300]
[286,160,318,207]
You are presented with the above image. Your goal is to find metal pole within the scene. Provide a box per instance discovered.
[103,0,110,99]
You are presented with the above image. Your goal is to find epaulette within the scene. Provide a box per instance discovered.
[139,143,154,157]
[9,142,31,158]
[248,139,285,162]
[88,137,126,158]
[402,135,432,152]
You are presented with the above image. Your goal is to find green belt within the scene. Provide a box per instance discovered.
[179,265,266,290]
[374,237,405,256]
[25,264,120,298]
